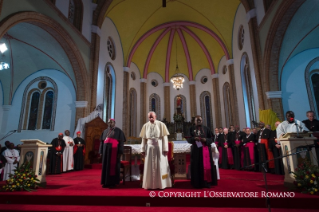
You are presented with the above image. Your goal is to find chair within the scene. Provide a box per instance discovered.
[120,146,132,185]
[88,139,101,164]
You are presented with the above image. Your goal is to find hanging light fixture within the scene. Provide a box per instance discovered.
[170,33,184,90]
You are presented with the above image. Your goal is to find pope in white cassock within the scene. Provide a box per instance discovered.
[140,111,172,189]
[3,143,20,181]
[277,111,309,140]
[63,130,74,172]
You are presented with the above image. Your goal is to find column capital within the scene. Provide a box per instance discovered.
[123,67,130,72]
[91,25,101,36]
[211,74,219,79]
[265,91,282,99]
[75,101,88,108]
[140,78,147,83]
[226,59,234,66]
[189,81,196,85]
[2,105,11,111]
[163,82,170,86]
[246,9,256,23]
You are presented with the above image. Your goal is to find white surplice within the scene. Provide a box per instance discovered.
[140,120,172,189]
[3,149,20,181]
[63,136,74,172]
[277,120,309,142]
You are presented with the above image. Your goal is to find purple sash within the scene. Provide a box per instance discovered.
[202,145,212,182]
[104,138,118,176]
[246,142,255,165]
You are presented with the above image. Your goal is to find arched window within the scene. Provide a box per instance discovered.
[241,53,256,127]
[200,91,213,130]
[223,82,232,127]
[104,65,115,122]
[19,77,58,132]
[42,91,54,129]
[68,0,83,31]
[149,93,161,120]
[28,91,40,130]
[174,95,187,121]
[129,88,137,137]
[306,66,319,118]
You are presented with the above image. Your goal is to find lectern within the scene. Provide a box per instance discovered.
[279,133,317,188]
[20,139,52,186]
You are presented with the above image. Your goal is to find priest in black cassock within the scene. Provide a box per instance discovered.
[50,133,66,174]
[302,111,319,165]
[73,131,86,171]
[243,128,257,170]
[269,121,284,175]
[99,118,126,188]
[188,115,217,188]
[232,126,245,170]
[218,128,234,169]
[256,122,274,172]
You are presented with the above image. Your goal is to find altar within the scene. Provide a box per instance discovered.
[125,141,219,180]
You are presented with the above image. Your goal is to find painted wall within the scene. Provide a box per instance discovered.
[128,62,141,136]
[55,0,69,17]
[81,0,93,41]
[194,68,214,128]
[97,17,124,128]
[281,49,319,120]
[279,0,319,85]
[0,69,76,146]
[254,0,265,26]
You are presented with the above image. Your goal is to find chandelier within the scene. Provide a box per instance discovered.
[170,34,184,90]
[171,65,184,90]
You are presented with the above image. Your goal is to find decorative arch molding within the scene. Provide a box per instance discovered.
[0,12,89,117]
[129,88,137,137]
[149,93,161,121]
[199,91,213,130]
[18,76,58,132]
[174,95,187,121]
[305,57,319,118]
[263,0,306,120]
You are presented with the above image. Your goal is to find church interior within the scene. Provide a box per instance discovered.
[0,0,319,211]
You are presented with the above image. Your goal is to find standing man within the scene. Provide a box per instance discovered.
[218,128,234,169]
[99,118,126,188]
[139,111,171,190]
[302,111,319,165]
[3,143,20,180]
[277,111,309,138]
[73,131,86,171]
[256,122,274,172]
[269,121,284,175]
[188,115,217,188]
[50,133,66,174]
[63,130,74,172]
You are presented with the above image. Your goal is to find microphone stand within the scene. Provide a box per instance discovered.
[0,130,17,142]
[245,148,310,212]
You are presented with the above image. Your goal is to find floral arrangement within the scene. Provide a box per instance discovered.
[2,162,41,192]
[293,162,319,195]
[173,113,184,122]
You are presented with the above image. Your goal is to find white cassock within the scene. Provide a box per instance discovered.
[3,149,20,181]
[211,143,220,180]
[63,136,74,172]
[140,120,172,189]
[277,120,309,142]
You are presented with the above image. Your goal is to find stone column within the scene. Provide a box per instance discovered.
[163,83,171,122]
[1,105,11,134]
[89,25,101,112]
[140,78,147,125]
[265,91,284,121]
[122,67,130,136]
[212,74,222,128]
[246,8,266,109]
[227,60,239,126]
[75,101,88,131]
[189,81,197,118]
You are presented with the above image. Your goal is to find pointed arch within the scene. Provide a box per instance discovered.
[174,95,187,121]
[223,82,233,127]
[149,93,161,120]
[200,91,213,130]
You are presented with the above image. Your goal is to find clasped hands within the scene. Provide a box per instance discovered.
[194,137,206,142]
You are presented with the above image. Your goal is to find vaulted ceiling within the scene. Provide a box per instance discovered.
[105,0,240,81]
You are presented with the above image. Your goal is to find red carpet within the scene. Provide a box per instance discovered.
[0,168,318,211]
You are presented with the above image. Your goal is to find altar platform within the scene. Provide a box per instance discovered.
[0,168,318,211]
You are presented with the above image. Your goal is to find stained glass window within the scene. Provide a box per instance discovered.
[311,74,319,114]
[151,97,156,112]
[28,92,40,130]
[205,96,211,129]
[42,91,54,129]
